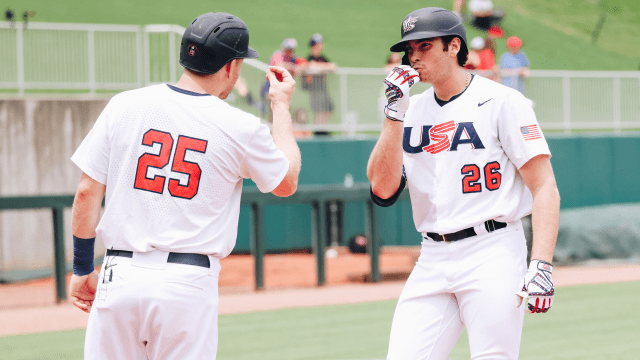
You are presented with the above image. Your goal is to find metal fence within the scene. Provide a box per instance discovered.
[0,184,386,301]
[1,22,639,133]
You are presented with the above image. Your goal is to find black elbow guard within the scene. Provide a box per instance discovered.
[370,175,406,207]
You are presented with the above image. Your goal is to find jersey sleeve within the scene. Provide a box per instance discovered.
[240,122,290,193]
[497,91,551,169]
[70,101,114,185]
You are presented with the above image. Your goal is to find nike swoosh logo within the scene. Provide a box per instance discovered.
[105,264,117,270]
[478,98,493,107]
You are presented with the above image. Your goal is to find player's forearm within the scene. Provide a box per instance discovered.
[271,103,301,190]
[367,119,404,199]
[529,179,560,263]
[71,174,106,238]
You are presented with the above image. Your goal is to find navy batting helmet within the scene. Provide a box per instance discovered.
[390,7,467,54]
[179,12,259,75]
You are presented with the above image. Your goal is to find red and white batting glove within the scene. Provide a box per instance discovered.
[383,65,419,121]
[516,259,554,313]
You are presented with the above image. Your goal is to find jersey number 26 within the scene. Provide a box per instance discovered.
[134,129,208,200]
[461,161,501,194]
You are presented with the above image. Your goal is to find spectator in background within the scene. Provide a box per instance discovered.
[477,36,500,82]
[260,38,307,118]
[384,52,402,72]
[22,11,29,29]
[487,25,505,40]
[292,108,312,139]
[232,77,255,107]
[5,8,14,28]
[468,0,504,31]
[500,36,530,94]
[452,0,466,20]
[465,37,483,70]
[303,34,336,136]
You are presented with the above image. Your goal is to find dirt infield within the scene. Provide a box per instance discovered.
[1,248,640,336]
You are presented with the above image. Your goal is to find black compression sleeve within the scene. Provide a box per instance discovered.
[370,175,406,207]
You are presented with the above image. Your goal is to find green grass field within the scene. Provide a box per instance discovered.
[12,0,640,70]
[2,281,639,359]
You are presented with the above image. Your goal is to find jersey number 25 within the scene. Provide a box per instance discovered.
[134,129,208,200]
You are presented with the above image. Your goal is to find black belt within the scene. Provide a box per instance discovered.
[426,220,507,242]
[106,249,210,268]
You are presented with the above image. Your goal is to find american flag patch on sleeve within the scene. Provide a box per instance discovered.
[520,125,541,140]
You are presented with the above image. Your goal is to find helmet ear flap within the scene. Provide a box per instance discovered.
[401,53,410,66]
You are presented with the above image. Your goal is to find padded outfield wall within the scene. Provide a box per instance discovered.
[0,98,639,277]
[235,135,640,253]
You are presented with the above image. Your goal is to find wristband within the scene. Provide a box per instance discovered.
[529,259,553,273]
[73,235,96,276]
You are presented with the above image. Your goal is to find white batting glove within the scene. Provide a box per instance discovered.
[516,259,554,313]
[383,65,419,121]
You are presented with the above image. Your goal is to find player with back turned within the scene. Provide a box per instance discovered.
[368,7,560,359]
[67,12,301,359]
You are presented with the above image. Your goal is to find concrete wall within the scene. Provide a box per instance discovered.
[0,98,109,278]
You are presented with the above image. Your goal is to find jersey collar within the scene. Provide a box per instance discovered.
[166,84,211,97]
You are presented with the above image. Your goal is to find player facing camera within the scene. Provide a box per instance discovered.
[369,7,560,360]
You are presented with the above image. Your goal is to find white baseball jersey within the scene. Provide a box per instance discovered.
[71,84,289,257]
[402,75,550,234]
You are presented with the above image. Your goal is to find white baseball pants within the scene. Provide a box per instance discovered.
[84,250,221,360]
[387,221,527,360]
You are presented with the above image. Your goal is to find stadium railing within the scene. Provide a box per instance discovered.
[0,183,394,302]
[1,21,639,131]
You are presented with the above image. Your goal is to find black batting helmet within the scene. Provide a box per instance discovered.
[390,7,467,55]
[179,12,259,75]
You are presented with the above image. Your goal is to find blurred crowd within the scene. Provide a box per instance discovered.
[232,34,338,138]
[231,1,533,136]
[453,0,531,97]
[5,8,35,29]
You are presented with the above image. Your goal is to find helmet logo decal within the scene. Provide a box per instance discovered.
[402,16,418,33]
[188,44,198,56]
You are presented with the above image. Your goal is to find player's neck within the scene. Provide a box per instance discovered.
[174,70,226,98]
[432,67,469,102]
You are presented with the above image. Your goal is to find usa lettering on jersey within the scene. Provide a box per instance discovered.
[403,121,485,154]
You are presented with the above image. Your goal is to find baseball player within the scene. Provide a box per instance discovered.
[368,8,560,359]
[67,12,301,359]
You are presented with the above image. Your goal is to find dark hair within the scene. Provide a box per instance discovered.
[441,35,468,67]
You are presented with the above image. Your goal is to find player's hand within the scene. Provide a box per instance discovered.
[266,66,296,108]
[383,65,419,121]
[516,260,554,313]
[69,270,99,313]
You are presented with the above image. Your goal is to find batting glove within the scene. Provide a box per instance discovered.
[516,259,554,313]
[383,65,419,121]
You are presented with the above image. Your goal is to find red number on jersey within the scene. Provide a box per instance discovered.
[461,164,482,193]
[134,129,174,194]
[484,161,502,191]
[168,136,208,199]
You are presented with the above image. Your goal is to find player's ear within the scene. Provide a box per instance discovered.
[225,61,233,77]
[226,59,243,78]
[449,37,461,57]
